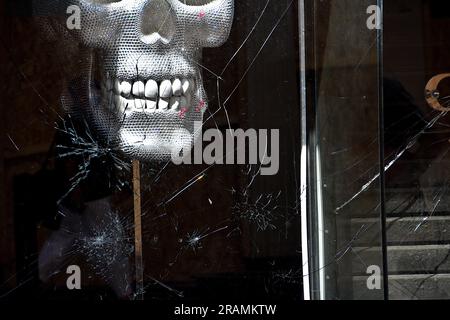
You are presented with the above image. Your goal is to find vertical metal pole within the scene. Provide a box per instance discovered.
[133,160,144,300]
[299,0,311,301]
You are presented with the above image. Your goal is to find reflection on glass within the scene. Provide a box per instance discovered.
[306,0,385,300]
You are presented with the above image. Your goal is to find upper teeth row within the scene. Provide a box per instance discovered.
[110,78,194,99]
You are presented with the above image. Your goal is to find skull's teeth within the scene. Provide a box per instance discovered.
[107,77,194,116]
[112,77,194,99]
[110,93,191,116]
[159,80,172,98]
[132,81,145,97]
[145,80,158,98]
[172,79,182,96]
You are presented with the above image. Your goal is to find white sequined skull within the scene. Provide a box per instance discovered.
[35,0,234,161]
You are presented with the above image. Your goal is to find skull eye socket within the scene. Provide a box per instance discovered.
[178,0,215,5]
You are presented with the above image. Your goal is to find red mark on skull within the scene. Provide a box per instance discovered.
[179,107,188,119]
[195,100,206,112]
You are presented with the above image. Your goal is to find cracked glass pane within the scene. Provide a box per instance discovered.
[305,0,385,300]
[383,0,450,300]
[306,0,450,300]
[0,0,303,303]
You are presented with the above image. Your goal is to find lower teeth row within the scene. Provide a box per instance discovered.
[107,94,191,116]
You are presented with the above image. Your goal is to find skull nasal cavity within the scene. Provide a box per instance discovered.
[140,0,176,45]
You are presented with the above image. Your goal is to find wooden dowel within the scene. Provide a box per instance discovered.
[132,159,144,300]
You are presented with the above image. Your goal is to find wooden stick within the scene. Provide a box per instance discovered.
[132,159,144,300]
